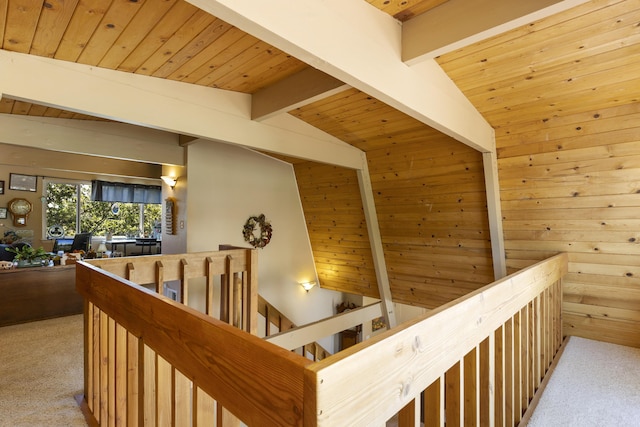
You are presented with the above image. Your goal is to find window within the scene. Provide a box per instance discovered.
[45,180,161,239]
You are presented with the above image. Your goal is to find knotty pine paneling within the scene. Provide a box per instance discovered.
[436,0,640,347]
[497,104,640,348]
[291,88,494,308]
[294,162,380,298]
[368,139,494,309]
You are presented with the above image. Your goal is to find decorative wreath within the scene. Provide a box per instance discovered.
[242,214,273,249]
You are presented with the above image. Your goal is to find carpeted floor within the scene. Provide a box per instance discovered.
[2,316,638,426]
[0,315,87,427]
[527,336,640,427]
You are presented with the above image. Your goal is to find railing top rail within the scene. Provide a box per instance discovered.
[86,249,253,283]
[266,302,382,351]
[303,253,568,426]
[77,259,311,427]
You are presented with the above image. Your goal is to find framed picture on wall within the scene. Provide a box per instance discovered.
[9,174,37,192]
[0,208,7,219]
[0,180,4,194]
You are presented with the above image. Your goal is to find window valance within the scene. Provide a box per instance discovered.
[91,180,162,204]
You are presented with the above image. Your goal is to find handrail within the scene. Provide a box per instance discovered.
[77,259,311,426]
[258,295,332,360]
[78,251,568,426]
[266,301,382,351]
[304,252,568,425]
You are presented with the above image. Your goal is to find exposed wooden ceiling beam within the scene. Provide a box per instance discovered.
[0,113,183,165]
[186,0,495,153]
[0,50,364,170]
[251,67,349,121]
[403,0,592,63]
[0,142,162,180]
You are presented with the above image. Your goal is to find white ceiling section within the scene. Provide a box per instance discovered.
[0,50,363,169]
[0,114,183,166]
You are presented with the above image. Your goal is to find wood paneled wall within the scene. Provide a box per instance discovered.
[292,89,495,308]
[498,103,640,347]
[294,162,380,298]
[368,137,494,309]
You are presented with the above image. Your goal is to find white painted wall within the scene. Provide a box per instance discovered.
[160,164,187,254]
[185,140,343,352]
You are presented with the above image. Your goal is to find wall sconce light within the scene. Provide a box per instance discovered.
[300,281,316,292]
[161,175,178,189]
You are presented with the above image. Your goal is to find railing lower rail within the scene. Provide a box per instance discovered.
[78,251,568,426]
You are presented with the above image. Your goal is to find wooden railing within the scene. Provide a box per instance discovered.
[258,295,332,361]
[265,301,383,355]
[306,253,568,426]
[77,251,568,426]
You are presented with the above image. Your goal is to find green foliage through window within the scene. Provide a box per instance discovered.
[46,181,161,238]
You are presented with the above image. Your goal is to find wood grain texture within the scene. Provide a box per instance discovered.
[0,264,81,326]
[436,0,640,348]
[291,90,494,307]
[305,254,567,425]
[497,104,640,347]
[77,259,311,427]
[1,0,639,352]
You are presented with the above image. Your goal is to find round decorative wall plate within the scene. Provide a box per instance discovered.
[8,198,32,227]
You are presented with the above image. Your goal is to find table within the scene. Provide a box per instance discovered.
[106,239,161,256]
[0,264,81,327]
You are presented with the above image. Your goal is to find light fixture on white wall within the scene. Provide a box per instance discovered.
[300,281,316,292]
[161,175,178,189]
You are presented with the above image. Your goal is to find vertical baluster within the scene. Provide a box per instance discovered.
[143,344,156,427]
[85,302,94,414]
[174,370,190,427]
[397,396,419,427]
[513,311,522,424]
[528,301,535,404]
[504,318,514,427]
[245,248,259,334]
[463,346,479,427]
[155,261,164,294]
[480,333,495,426]
[194,386,216,426]
[108,317,116,427]
[126,262,135,283]
[180,259,189,305]
[495,325,505,427]
[205,257,214,316]
[540,290,548,377]
[115,323,127,426]
[233,273,241,328]
[424,375,444,427]
[157,355,172,425]
[445,360,462,427]
[92,306,101,418]
[99,311,109,425]
[128,333,141,427]
[556,279,563,350]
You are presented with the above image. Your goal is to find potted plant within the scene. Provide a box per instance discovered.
[7,245,51,268]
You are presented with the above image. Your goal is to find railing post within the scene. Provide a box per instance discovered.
[155,260,164,294]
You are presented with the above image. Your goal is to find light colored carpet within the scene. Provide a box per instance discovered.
[528,336,640,427]
[0,315,87,427]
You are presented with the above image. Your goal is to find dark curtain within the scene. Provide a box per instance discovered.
[91,180,162,204]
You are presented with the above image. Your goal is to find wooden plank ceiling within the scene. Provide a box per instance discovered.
[2,0,640,321]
